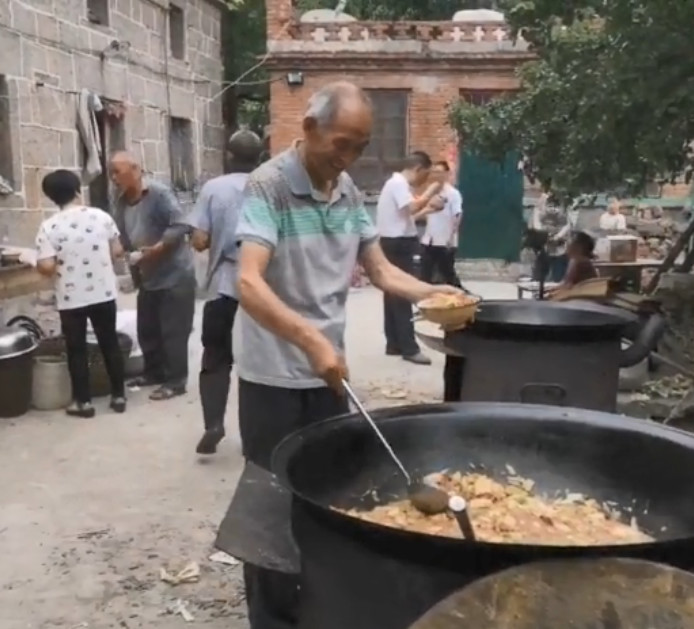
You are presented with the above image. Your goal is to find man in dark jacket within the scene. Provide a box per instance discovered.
[110,152,195,401]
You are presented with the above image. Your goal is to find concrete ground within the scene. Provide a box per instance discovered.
[0,282,515,629]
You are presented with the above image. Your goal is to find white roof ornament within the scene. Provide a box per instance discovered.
[300,9,356,22]
[453,9,505,22]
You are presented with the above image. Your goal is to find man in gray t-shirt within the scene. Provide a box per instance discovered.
[187,130,262,455]
[227,81,462,629]
[110,152,195,400]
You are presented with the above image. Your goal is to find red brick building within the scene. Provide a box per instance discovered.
[264,0,534,193]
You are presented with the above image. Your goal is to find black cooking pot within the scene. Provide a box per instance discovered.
[0,324,38,418]
[273,403,694,629]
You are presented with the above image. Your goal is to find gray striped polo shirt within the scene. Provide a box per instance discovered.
[235,145,378,388]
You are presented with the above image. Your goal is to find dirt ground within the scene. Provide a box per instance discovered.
[0,283,514,629]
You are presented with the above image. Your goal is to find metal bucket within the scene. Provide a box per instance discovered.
[32,355,71,411]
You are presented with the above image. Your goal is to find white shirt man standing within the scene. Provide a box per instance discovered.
[376,152,444,364]
[420,160,463,287]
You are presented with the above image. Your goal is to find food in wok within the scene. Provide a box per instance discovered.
[342,470,653,546]
[416,293,480,328]
[418,293,478,310]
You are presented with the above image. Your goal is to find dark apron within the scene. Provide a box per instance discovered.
[215,461,300,574]
[215,380,349,574]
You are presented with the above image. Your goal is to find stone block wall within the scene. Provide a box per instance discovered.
[0,0,225,246]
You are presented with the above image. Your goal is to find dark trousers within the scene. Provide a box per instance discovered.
[420,244,462,287]
[199,295,238,430]
[136,278,195,387]
[238,379,349,629]
[532,254,568,283]
[59,299,125,403]
[443,355,465,402]
[380,236,419,357]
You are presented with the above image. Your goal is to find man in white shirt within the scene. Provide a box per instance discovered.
[420,160,462,287]
[599,196,627,231]
[376,151,444,365]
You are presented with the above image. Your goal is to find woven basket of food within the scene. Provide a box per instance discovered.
[416,293,480,329]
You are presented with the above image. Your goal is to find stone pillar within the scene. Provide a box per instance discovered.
[266,0,294,40]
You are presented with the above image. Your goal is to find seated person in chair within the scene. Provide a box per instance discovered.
[551,231,597,293]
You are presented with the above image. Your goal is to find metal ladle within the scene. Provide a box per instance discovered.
[342,379,452,517]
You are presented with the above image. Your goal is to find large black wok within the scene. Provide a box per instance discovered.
[273,403,694,629]
[467,299,664,353]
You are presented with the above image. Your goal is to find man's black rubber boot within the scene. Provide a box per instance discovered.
[197,369,230,455]
[196,427,226,455]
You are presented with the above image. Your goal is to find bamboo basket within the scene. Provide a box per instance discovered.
[416,295,481,329]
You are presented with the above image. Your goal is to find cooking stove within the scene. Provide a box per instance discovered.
[427,300,665,412]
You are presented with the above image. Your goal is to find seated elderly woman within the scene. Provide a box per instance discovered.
[551,231,598,293]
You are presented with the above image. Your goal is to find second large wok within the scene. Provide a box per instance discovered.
[273,403,694,560]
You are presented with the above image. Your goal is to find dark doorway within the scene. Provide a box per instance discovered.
[88,104,125,212]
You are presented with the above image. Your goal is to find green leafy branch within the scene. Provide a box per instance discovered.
[450,0,694,201]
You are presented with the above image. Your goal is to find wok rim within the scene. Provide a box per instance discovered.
[472,300,628,333]
[272,402,694,552]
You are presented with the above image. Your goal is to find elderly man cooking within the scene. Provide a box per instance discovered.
[230,81,461,628]
[110,152,196,401]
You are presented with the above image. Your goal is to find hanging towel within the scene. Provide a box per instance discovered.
[76,88,103,183]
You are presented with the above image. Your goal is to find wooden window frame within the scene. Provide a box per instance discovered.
[349,89,410,193]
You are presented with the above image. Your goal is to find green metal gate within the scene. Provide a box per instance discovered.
[457,149,524,262]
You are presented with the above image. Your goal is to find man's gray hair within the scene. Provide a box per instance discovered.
[304,81,371,127]
[227,128,263,168]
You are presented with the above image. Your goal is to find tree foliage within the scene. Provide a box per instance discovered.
[449,0,694,202]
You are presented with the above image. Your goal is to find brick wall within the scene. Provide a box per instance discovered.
[266,0,293,40]
[0,0,224,246]
[268,70,519,168]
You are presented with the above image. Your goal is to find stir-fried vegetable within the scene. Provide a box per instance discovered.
[342,471,653,546]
